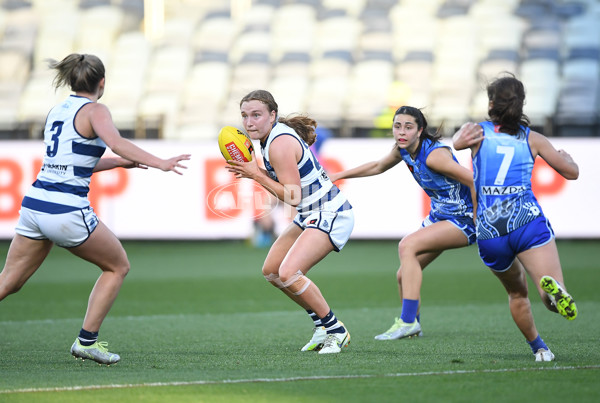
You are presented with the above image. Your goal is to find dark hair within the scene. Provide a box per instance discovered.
[47,53,105,93]
[487,73,530,136]
[393,105,441,147]
[240,89,317,146]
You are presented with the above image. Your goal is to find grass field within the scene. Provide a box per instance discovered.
[0,239,599,402]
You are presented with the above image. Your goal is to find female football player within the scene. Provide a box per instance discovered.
[453,74,578,361]
[226,90,353,354]
[0,53,190,365]
[329,106,479,341]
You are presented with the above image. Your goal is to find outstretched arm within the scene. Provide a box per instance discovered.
[328,146,403,182]
[89,103,190,174]
[93,157,148,173]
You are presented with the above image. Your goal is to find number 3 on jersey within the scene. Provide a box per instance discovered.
[46,121,64,157]
[494,145,514,185]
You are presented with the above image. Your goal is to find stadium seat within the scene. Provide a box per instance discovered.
[312,11,361,58]
[269,75,310,114]
[1,0,600,139]
[322,0,366,17]
[0,48,30,83]
[271,4,316,62]
[18,69,69,123]
[2,7,37,57]
[180,59,231,127]
[0,81,23,128]
[474,11,524,59]
[229,26,271,64]
[310,50,353,79]
[390,11,439,61]
[345,52,394,127]
[520,57,561,127]
[192,10,238,54]
[395,50,436,107]
[469,89,491,123]
[76,5,123,55]
[273,52,311,84]
[305,75,349,127]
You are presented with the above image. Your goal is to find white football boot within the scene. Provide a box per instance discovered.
[301,326,327,351]
[374,317,422,340]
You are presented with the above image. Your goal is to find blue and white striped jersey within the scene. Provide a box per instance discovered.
[473,121,543,239]
[398,138,473,218]
[22,95,106,213]
[260,122,351,215]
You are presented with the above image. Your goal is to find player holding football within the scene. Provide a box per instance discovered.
[453,74,578,361]
[227,89,353,354]
[329,106,478,341]
[0,53,190,365]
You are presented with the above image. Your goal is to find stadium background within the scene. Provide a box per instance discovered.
[1,2,599,399]
[0,0,599,240]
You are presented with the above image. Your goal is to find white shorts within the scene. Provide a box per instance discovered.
[293,209,354,252]
[15,206,99,248]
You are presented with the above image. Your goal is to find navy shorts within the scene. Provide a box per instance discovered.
[477,215,554,272]
[423,211,477,246]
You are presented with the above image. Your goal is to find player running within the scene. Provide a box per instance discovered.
[227,90,353,354]
[330,106,479,341]
[0,53,190,365]
[453,74,578,361]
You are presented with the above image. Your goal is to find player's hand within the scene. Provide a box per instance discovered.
[227,150,260,179]
[161,154,191,175]
[453,122,484,150]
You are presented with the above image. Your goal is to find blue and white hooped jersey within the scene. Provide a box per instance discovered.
[22,95,106,214]
[473,121,543,239]
[260,122,351,215]
[398,138,473,218]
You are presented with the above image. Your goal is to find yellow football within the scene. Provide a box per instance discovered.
[218,126,253,163]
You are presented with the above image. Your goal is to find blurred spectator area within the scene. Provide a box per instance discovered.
[0,0,599,140]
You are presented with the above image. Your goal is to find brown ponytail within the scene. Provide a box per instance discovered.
[47,53,105,93]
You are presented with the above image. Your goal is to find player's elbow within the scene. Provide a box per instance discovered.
[283,184,302,206]
[564,167,579,180]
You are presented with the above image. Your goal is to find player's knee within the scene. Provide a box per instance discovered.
[121,263,130,278]
[280,270,311,296]
[263,272,284,289]
[398,237,415,258]
[106,261,129,278]
[507,286,528,300]
[0,277,23,299]
[116,261,130,278]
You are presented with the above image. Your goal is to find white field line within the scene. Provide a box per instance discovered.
[1,365,599,394]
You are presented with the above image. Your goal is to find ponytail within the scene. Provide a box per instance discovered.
[47,53,105,93]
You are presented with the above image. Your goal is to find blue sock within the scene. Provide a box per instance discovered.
[78,328,98,346]
[320,310,346,334]
[416,313,421,323]
[400,299,419,323]
[527,335,548,353]
[306,310,322,327]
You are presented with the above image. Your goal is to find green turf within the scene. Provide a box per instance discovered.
[0,239,599,402]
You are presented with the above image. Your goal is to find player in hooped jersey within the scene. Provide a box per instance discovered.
[330,106,479,341]
[0,54,190,365]
[453,74,578,361]
[227,90,353,354]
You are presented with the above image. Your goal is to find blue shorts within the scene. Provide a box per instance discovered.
[423,212,476,245]
[477,215,554,272]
